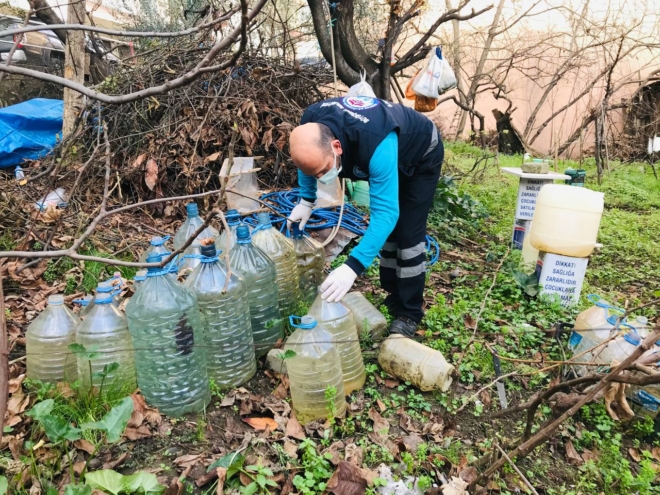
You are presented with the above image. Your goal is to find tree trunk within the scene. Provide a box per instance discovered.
[27,0,67,43]
[455,0,506,138]
[62,0,86,138]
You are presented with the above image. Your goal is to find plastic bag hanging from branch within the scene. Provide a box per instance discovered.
[346,69,376,98]
[411,47,457,99]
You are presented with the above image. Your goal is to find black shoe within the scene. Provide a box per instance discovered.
[389,317,418,337]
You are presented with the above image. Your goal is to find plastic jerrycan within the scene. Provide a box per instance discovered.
[26,294,79,383]
[75,285,137,393]
[529,184,604,258]
[290,222,325,304]
[251,212,301,318]
[284,315,347,424]
[140,235,171,263]
[173,202,219,251]
[378,335,454,392]
[309,290,366,395]
[340,292,388,340]
[185,241,256,389]
[229,225,283,357]
[125,254,211,416]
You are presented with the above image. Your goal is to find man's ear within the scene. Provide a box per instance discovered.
[332,139,343,156]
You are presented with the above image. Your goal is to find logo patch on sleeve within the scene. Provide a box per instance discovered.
[342,96,379,111]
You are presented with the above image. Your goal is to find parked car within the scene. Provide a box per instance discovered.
[0,16,64,66]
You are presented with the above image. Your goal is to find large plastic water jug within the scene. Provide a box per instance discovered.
[597,330,641,368]
[529,185,604,257]
[290,222,325,303]
[179,242,203,276]
[309,290,366,395]
[173,202,219,251]
[341,292,388,340]
[125,254,210,415]
[378,335,454,392]
[251,212,301,317]
[76,285,137,393]
[185,241,256,389]
[140,236,171,263]
[229,225,283,357]
[26,294,79,383]
[284,315,347,424]
[217,209,247,252]
[81,280,119,317]
[631,382,660,418]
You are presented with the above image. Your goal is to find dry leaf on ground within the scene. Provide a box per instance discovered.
[368,408,390,446]
[74,439,96,455]
[145,159,159,190]
[565,440,583,465]
[326,461,368,495]
[174,454,203,469]
[216,467,227,495]
[243,417,278,431]
[285,412,306,440]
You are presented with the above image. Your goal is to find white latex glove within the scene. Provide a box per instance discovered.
[287,199,314,230]
[321,264,357,302]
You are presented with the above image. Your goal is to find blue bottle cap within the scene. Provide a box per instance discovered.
[186,203,199,217]
[150,236,165,246]
[624,332,641,346]
[226,209,241,225]
[96,281,114,293]
[236,225,251,240]
[289,315,317,329]
[146,253,165,271]
[291,222,303,239]
[257,211,271,226]
[201,243,217,257]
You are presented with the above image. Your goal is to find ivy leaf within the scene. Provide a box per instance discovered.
[85,470,124,495]
[282,350,297,360]
[92,362,120,381]
[40,415,82,443]
[207,451,244,479]
[63,484,92,495]
[123,471,166,495]
[26,399,54,421]
[81,397,133,443]
[68,343,101,361]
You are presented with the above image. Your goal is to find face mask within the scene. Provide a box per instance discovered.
[317,149,342,185]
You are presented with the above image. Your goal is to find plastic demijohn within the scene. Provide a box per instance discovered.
[126,254,210,415]
[229,225,283,357]
[290,222,325,303]
[75,284,137,393]
[309,290,366,395]
[140,236,171,263]
[341,292,388,340]
[284,315,347,424]
[185,241,256,388]
[80,280,119,318]
[179,242,203,276]
[251,212,301,317]
[26,294,79,383]
[173,202,219,251]
[217,209,250,251]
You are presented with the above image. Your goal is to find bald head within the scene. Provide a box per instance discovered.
[290,123,342,178]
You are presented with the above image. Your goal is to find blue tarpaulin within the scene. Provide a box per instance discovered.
[0,98,63,168]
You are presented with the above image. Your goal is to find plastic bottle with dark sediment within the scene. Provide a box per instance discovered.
[309,289,366,395]
[140,236,171,263]
[229,225,283,357]
[75,285,137,393]
[173,202,219,251]
[125,254,210,415]
[341,292,388,339]
[290,222,325,303]
[185,241,256,389]
[217,209,246,251]
[26,294,79,383]
[251,212,301,317]
[284,315,347,424]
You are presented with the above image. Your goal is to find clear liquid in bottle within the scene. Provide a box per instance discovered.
[290,222,325,304]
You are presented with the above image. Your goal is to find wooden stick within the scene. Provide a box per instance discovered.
[496,445,540,495]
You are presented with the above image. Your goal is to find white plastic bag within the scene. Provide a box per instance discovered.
[346,69,376,98]
[412,47,456,98]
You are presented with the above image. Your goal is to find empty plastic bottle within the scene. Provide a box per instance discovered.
[125,254,210,415]
[173,202,219,251]
[341,292,388,340]
[251,212,300,317]
[76,285,137,393]
[378,335,454,392]
[185,241,256,389]
[26,294,79,383]
[309,290,366,395]
[140,236,171,263]
[284,315,347,424]
[290,222,325,303]
[229,225,283,357]
[630,382,660,418]
[217,209,245,252]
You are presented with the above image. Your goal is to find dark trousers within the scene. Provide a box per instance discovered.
[380,142,443,323]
